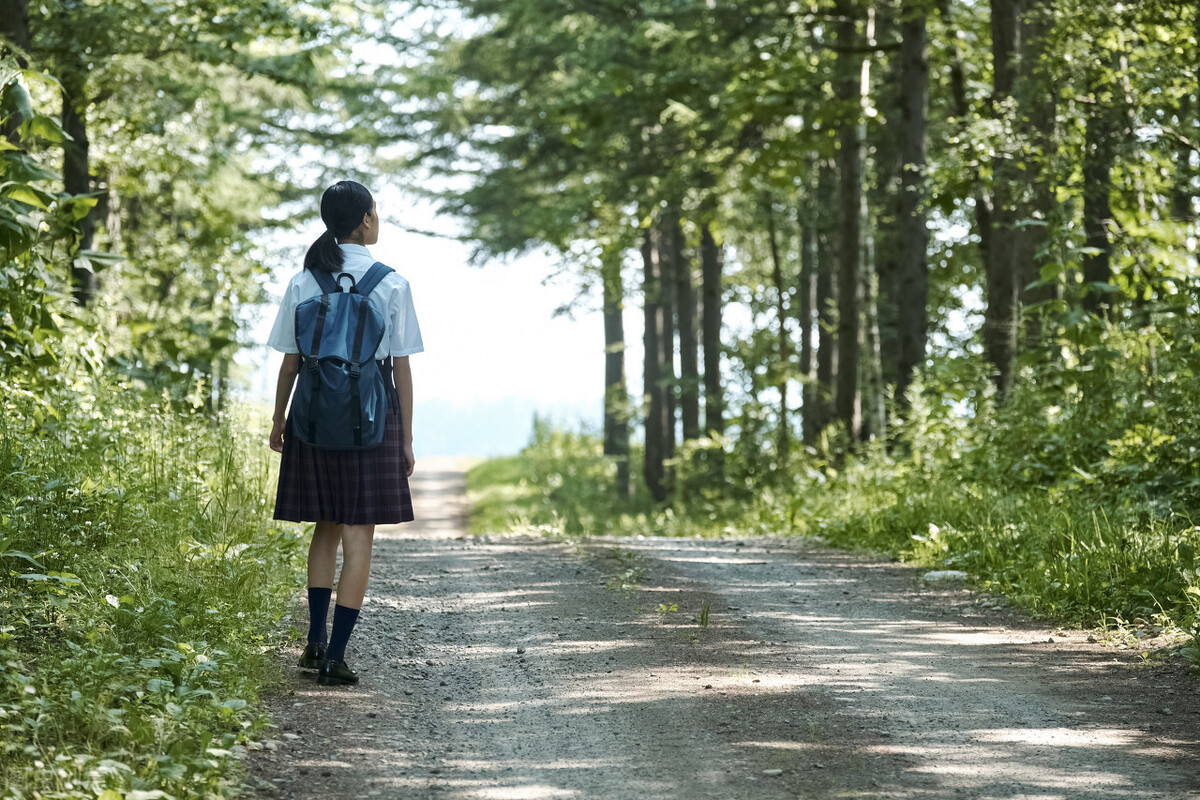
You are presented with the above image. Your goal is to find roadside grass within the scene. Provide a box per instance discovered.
[466,426,1200,665]
[464,455,542,535]
[1,378,306,799]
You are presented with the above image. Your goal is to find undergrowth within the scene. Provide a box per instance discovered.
[468,336,1200,666]
[0,376,305,799]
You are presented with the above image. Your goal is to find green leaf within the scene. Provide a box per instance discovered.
[18,113,67,144]
[0,549,43,568]
[2,80,33,124]
[0,183,53,210]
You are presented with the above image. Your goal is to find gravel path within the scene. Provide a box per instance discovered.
[244,459,1200,799]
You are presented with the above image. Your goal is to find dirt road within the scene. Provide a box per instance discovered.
[245,459,1200,799]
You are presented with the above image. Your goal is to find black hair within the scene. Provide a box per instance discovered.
[303,180,375,274]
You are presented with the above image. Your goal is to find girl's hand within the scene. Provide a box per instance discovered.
[270,419,286,453]
[403,442,416,477]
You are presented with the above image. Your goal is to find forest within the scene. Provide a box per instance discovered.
[2,0,1199,798]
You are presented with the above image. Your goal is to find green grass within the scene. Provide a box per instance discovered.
[465,455,542,535]
[1,378,307,799]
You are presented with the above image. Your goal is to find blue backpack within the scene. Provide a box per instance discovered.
[291,262,394,450]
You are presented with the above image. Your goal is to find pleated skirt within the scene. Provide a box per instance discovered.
[274,373,415,526]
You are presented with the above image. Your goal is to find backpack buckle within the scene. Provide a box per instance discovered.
[349,363,361,380]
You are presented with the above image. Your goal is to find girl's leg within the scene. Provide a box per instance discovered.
[308,520,342,587]
[305,521,341,645]
[326,524,375,666]
[333,524,375,610]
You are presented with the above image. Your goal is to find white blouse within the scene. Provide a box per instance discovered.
[267,244,424,361]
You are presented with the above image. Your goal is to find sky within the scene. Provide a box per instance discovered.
[241,185,646,458]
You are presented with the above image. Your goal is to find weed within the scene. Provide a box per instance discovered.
[605,566,645,592]
[1,378,304,798]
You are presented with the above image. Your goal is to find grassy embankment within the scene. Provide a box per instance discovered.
[467,420,1200,663]
[1,380,307,799]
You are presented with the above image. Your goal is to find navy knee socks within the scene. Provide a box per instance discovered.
[307,587,332,644]
[326,604,360,664]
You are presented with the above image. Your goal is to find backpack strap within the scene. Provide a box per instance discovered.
[347,298,375,446]
[355,262,394,298]
[306,294,331,444]
[311,268,338,295]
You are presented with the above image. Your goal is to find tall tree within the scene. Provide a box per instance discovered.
[895,2,930,407]
[1173,4,1199,238]
[59,64,94,304]
[1017,0,1059,339]
[939,0,994,292]
[657,215,679,477]
[799,196,818,444]
[765,195,791,460]
[601,244,631,501]
[672,210,701,442]
[700,220,725,464]
[835,0,865,439]
[985,0,1023,394]
[643,226,669,504]
[1081,69,1116,318]
[815,159,839,435]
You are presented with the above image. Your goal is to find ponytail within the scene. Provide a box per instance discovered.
[304,229,344,274]
[304,180,375,275]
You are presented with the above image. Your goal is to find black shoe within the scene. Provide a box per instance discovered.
[298,641,327,670]
[317,659,359,686]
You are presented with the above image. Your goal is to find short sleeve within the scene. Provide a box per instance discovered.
[266,276,301,354]
[388,279,424,357]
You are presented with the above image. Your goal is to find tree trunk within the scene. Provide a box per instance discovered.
[61,69,98,305]
[985,0,1022,395]
[1082,74,1115,318]
[873,6,901,396]
[862,220,886,442]
[799,203,818,445]
[940,0,993,310]
[895,4,930,408]
[1172,5,1198,250]
[0,0,30,59]
[835,0,864,440]
[602,245,631,501]
[815,159,838,435]
[0,0,31,144]
[765,196,791,463]
[1018,0,1059,341]
[700,221,725,480]
[672,213,700,442]
[656,214,678,479]
[642,227,668,504]
[1173,92,1193,227]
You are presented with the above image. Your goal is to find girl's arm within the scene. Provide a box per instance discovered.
[269,353,301,453]
[392,356,415,476]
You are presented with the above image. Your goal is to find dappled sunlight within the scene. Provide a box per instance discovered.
[463,783,584,799]
[971,727,1137,748]
[732,740,822,751]
[257,506,1200,800]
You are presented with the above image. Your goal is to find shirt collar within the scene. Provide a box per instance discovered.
[338,243,371,256]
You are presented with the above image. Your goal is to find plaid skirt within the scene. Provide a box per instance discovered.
[274,368,415,526]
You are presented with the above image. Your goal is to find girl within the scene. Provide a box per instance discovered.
[267,180,423,687]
